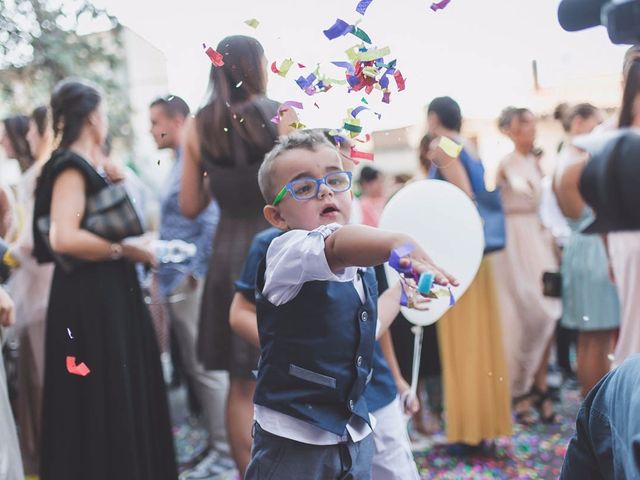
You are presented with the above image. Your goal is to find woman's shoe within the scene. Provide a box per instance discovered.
[530,385,559,424]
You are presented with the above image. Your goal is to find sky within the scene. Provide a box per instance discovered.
[88,0,628,131]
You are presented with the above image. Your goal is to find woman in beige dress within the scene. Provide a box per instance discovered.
[492,107,561,424]
[6,106,55,475]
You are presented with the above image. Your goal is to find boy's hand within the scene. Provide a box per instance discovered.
[397,244,458,288]
[398,381,420,415]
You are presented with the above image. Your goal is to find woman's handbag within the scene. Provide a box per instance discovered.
[36,182,144,272]
[474,187,507,254]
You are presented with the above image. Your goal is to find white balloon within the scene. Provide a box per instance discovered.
[379,180,484,326]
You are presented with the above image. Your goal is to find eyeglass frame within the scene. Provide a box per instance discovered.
[272,170,353,206]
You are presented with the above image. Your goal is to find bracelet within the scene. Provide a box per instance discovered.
[110,243,123,260]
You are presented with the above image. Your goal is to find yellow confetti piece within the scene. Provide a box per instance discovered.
[438,136,463,157]
[355,46,391,62]
[362,66,378,78]
[244,18,260,28]
[289,122,307,129]
[277,58,294,78]
[2,251,19,268]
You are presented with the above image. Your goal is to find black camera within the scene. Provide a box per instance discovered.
[558,0,640,44]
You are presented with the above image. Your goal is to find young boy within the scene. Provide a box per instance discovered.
[245,130,455,479]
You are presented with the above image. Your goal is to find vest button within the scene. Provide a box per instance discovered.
[349,399,354,410]
[356,356,363,367]
[360,311,368,322]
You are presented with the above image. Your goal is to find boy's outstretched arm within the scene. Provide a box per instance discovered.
[324,224,457,287]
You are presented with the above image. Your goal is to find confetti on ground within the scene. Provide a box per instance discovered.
[244,18,260,28]
[203,45,224,67]
[66,356,90,376]
[356,0,374,15]
[438,136,463,157]
[430,0,452,11]
[411,387,580,479]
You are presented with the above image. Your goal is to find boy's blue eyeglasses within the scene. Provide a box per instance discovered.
[272,170,352,206]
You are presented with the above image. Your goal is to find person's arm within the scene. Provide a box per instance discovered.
[0,286,15,327]
[432,146,473,198]
[49,168,155,265]
[324,224,456,287]
[180,117,212,219]
[229,293,260,347]
[378,328,420,414]
[553,153,587,220]
[0,187,13,240]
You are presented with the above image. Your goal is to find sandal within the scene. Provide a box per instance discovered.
[530,385,558,424]
[512,393,536,426]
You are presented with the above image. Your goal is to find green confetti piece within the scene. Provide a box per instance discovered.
[244,18,260,28]
[356,46,391,62]
[350,26,372,44]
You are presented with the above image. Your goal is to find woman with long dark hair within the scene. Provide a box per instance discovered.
[34,79,177,480]
[1,115,34,173]
[180,35,295,475]
[6,106,55,475]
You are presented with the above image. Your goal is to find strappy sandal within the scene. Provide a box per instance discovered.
[512,393,536,426]
[530,385,559,424]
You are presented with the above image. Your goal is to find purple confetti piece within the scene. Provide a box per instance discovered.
[382,91,391,104]
[430,0,451,11]
[448,286,456,306]
[379,75,390,89]
[347,75,361,88]
[356,0,374,15]
[389,243,414,273]
[323,18,353,40]
[270,114,280,124]
[295,73,317,90]
[280,100,304,110]
[331,61,356,75]
[351,106,369,118]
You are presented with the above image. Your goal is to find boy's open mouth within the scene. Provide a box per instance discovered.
[321,205,339,215]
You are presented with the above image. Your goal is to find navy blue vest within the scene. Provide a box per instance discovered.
[255,260,379,436]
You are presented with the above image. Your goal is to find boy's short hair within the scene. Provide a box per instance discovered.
[258,129,336,204]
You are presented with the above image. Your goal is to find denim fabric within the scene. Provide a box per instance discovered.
[561,354,640,479]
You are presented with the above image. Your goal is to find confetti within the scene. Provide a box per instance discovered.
[244,18,260,28]
[203,45,224,67]
[583,315,590,322]
[350,145,374,162]
[66,356,90,376]
[235,81,243,88]
[323,18,353,40]
[361,97,369,104]
[297,63,306,68]
[430,0,452,11]
[393,70,406,91]
[351,26,372,44]
[608,353,615,361]
[271,58,294,77]
[289,121,307,129]
[438,136,463,157]
[67,328,73,339]
[356,0,374,15]
[314,102,320,109]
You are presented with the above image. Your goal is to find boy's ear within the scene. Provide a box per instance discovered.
[263,204,288,230]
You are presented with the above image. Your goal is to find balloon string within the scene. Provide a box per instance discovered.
[410,325,424,396]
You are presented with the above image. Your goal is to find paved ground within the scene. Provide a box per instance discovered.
[171,381,580,480]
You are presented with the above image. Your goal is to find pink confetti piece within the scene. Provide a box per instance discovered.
[430,0,451,11]
[66,356,90,377]
[204,46,224,67]
[350,145,374,161]
[393,70,406,91]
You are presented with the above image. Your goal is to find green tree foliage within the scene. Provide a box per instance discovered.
[0,0,132,143]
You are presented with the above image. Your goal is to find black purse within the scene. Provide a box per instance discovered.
[542,271,563,298]
[36,182,143,272]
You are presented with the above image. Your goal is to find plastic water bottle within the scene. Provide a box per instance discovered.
[152,239,197,264]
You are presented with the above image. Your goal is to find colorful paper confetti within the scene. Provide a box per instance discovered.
[430,0,452,11]
[350,145,374,162]
[438,136,463,157]
[271,58,295,78]
[356,0,374,15]
[66,356,90,376]
[244,18,260,28]
[203,45,224,67]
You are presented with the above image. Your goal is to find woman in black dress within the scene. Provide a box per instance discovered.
[180,35,295,475]
[33,79,177,480]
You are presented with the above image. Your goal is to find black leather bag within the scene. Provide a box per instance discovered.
[36,183,143,272]
[542,271,563,298]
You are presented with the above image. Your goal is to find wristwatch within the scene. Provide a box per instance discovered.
[110,243,123,260]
